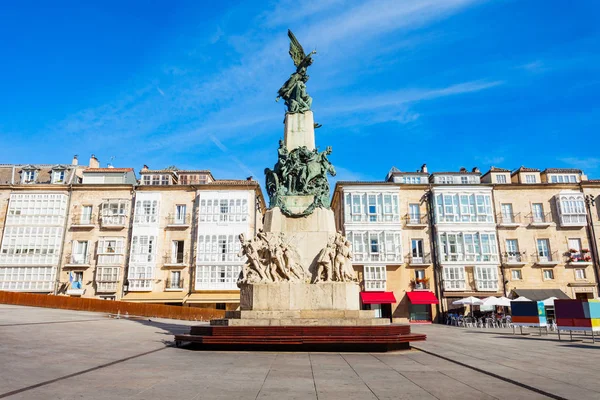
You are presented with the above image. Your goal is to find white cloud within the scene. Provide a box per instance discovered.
[560,157,600,171]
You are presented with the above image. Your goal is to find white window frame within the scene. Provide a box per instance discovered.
[496,174,507,184]
[575,268,586,280]
[195,265,241,290]
[22,170,37,184]
[511,269,522,280]
[475,266,498,291]
[543,269,554,280]
[443,266,465,290]
[364,265,386,291]
[52,169,65,184]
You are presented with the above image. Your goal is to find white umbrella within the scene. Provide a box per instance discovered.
[497,296,512,307]
[542,296,558,306]
[480,296,500,306]
[452,296,483,305]
[512,296,532,302]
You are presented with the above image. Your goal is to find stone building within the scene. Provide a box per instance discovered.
[430,168,504,311]
[0,156,86,293]
[484,167,597,300]
[331,164,438,324]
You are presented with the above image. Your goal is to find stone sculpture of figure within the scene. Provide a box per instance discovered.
[238,233,268,283]
[313,237,336,283]
[282,245,304,280]
[340,240,357,281]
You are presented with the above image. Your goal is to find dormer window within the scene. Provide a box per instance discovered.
[52,169,65,184]
[21,168,37,184]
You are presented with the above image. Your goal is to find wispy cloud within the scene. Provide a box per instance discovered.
[560,157,600,171]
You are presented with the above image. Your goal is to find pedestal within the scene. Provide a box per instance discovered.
[284,111,315,151]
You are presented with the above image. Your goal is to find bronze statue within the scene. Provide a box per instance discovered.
[276,30,316,114]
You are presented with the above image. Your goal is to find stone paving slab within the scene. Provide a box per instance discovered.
[1,305,599,399]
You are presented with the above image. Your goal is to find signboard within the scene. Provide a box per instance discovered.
[555,299,600,332]
[511,301,548,327]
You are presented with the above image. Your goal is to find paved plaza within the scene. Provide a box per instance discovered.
[1,305,600,399]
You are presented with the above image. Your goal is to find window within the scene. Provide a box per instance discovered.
[71,241,89,264]
[196,235,241,263]
[575,268,586,280]
[525,174,536,183]
[169,271,182,289]
[174,205,187,224]
[568,238,582,260]
[475,266,498,291]
[550,174,578,183]
[195,265,241,290]
[96,266,119,292]
[127,265,154,290]
[100,200,128,226]
[369,233,379,254]
[22,169,36,184]
[80,205,93,224]
[97,237,124,265]
[215,303,227,310]
[347,231,401,263]
[411,239,424,262]
[52,170,65,183]
[443,266,465,290]
[543,269,554,280]
[408,204,420,224]
[505,239,521,262]
[438,176,453,184]
[537,239,551,261]
[0,266,55,291]
[500,204,514,223]
[557,194,586,226]
[172,241,185,263]
[364,265,386,291]
[131,235,156,263]
[435,192,493,223]
[496,174,507,184]
[414,269,426,289]
[461,176,469,184]
[142,174,170,185]
[439,232,498,263]
[511,269,522,280]
[199,197,248,223]
[134,200,158,224]
[70,271,83,289]
[531,203,545,222]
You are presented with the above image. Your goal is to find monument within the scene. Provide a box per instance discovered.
[175,30,425,350]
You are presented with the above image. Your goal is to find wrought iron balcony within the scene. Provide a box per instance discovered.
[534,251,559,266]
[65,253,91,267]
[502,252,527,266]
[565,250,593,265]
[71,214,95,228]
[165,279,184,290]
[404,214,428,227]
[408,254,432,266]
[166,214,191,228]
[410,279,431,290]
[496,212,521,227]
[528,212,554,226]
[163,254,188,267]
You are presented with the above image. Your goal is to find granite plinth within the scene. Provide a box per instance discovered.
[239,282,360,311]
[284,111,315,151]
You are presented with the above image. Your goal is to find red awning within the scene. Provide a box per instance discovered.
[406,291,439,305]
[360,291,397,304]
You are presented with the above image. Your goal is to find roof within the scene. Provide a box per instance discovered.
[489,166,511,172]
[140,169,178,174]
[335,181,395,186]
[208,179,258,185]
[431,171,481,176]
[511,289,570,301]
[84,168,134,173]
[543,168,583,174]
[511,166,540,176]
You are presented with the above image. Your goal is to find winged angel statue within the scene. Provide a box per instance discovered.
[276,30,316,114]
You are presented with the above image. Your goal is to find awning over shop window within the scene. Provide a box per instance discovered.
[407,291,440,305]
[510,289,570,302]
[360,291,397,304]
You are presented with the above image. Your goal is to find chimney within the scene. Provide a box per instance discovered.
[421,164,428,174]
[142,164,149,172]
[107,164,114,169]
[472,167,480,173]
[459,167,467,173]
[72,155,79,166]
[246,176,253,181]
[89,154,99,169]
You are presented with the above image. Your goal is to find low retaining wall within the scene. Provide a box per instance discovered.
[0,291,225,321]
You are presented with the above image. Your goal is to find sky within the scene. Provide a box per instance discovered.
[1,0,599,186]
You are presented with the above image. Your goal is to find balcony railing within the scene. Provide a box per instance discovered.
[404,214,428,226]
[408,254,432,265]
[566,250,593,265]
[166,214,191,227]
[529,212,553,225]
[165,279,184,290]
[71,214,95,227]
[100,214,127,228]
[502,252,527,265]
[534,251,559,265]
[65,253,91,266]
[410,279,430,290]
[163,254,188,266]
[496,212,521,226]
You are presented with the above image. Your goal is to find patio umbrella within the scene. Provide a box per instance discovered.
[480,296,500,306]
[452,296,483,305]
[512,296,532,302]
[497,296,512,307]
[542,296,558,306]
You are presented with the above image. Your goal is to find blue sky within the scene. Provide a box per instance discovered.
[1,0,599,184]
